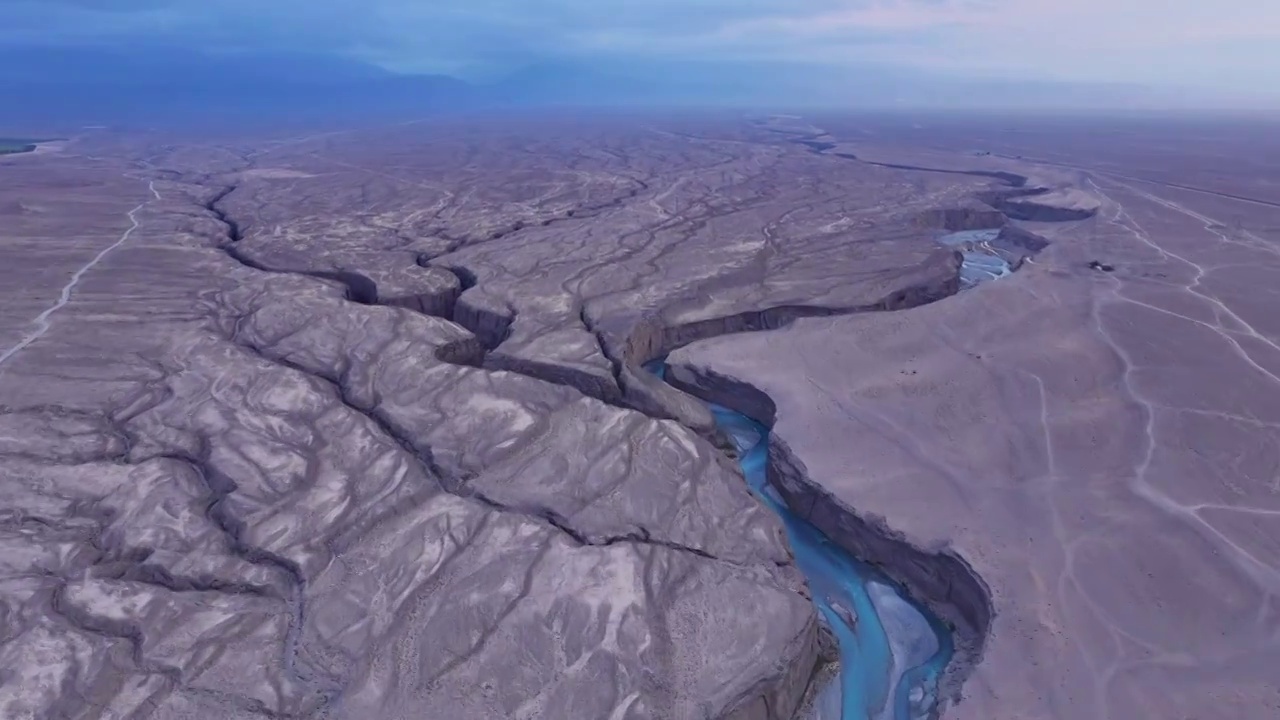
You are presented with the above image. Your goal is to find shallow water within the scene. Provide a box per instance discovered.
[937,229,1012,288]
[646,361,953,719]
[936,229,1001,247]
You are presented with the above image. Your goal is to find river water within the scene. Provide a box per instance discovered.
[647,231,1023,717]
[645,362,953,720]
[937,229,1011,288]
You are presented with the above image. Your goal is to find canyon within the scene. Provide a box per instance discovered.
[1,113,1276,719]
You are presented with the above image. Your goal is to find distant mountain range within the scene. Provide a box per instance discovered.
[0,45,1238,130]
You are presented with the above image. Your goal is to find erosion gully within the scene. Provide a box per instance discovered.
[645,252,1008,720]
[202,135,1031,719]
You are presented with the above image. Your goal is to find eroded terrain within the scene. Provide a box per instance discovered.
[671,118,1280,719]
[1,112,1274,719]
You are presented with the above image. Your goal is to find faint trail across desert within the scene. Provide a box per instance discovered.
[1083,179,1280,595]
[0,180,161,370]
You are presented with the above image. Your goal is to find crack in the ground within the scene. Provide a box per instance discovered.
[204,185,245,243]
[185,451,340,700]
[50,577,311,719]
[225,328,744,571]
[404,260,631,407]
[228,334,454,480]
[101,355,343,710]
[9,142,1058,718]
[86,543,277,600]
[221,243,379,307]
[769,125,1098,223]
[579,303,625,391]
[454,177,654,254]
[200,182,381,307]
[404,176,653,268]
[43,440,338,715]
[197,187,637,439]
[460,489,741,566]
[49,581,184,682]
[184,152,1068,713]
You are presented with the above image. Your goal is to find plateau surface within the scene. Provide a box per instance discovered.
[1,112,1274,719]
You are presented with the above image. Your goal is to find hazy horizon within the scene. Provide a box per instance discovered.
[2,0,1278,117]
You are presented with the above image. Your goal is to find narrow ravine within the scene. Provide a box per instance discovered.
[188,129,1084,719]
[645,361,952,720]
[639,231,1026,719]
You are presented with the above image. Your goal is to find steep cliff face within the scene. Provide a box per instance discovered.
[368,264,463,318]
[978,188,1098,222]
[764,437,993,702]
[661,362,993,707]
[721,623,823,720]
[914,205,1008,232]
[449,284,515,349]
[611,248,964,446]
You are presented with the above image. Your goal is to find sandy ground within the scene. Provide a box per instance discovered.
[673,134,1280,719]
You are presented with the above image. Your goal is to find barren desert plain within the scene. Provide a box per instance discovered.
[0,111,1277,720]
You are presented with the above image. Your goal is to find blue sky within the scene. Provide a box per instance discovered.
[2,0,1276,101]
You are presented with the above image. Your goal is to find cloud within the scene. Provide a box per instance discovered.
[0,0,1276,94]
